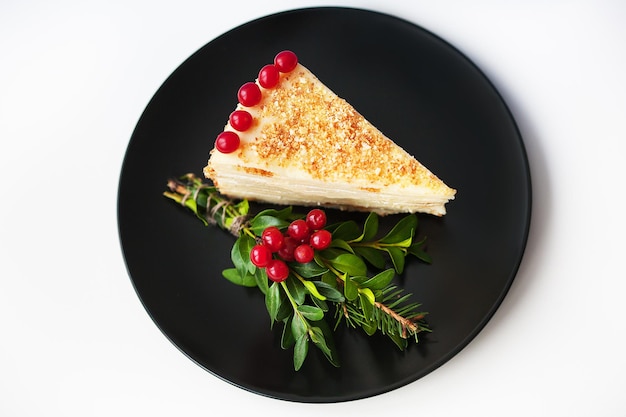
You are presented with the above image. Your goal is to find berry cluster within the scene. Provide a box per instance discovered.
[249,208,332,283]
[215,50,299,154]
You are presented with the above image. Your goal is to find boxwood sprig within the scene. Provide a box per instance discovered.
[164,173,431,370]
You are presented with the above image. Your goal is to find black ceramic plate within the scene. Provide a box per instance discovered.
[118,7,531,403]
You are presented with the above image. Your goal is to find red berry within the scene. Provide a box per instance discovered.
[215,131,240,153]
[310,229,332,250]
[294,244,314,264]
[287,219,310,242]
[238,82,262,107]
[305,209,327,230]
[250,244,272,267]
[229,110,253,131]
[266,259,289,282]
[261,227,284,252]
[258,64,280,88]
[274,50,298,73]
[278,236,298,262]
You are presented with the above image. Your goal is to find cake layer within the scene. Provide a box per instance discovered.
[205,163,452,216]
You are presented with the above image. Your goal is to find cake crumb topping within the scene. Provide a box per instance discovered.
[238,67,438,188]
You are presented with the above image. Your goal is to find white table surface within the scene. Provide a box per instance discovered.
[2,1,625,415]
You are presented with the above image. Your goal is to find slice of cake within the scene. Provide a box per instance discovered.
[204,51,456,216]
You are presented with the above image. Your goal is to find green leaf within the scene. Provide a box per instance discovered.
[275,294,293,322]
[358,287,376,306]
[332,220,361,241]
[349,275,368,285]
[290,261,328,278]
[254,267,269,294]
[359,292,375,321]
[318,247,348,261]
[408,236,432,264]
[265,281,283,326]
[187,198,211,226]
[328,253,367,276]
[291,315,308,340]
[249,215,290,235]
[297,305,324,321]
[328,239,354,254]
[359,212,379,242]
[230,237,245,277]
[293,335,309,371]
[184,197,199,216]
[308,326,333,362]
[252,206,293,221]
[221,268,257,287]
[308,326,326,348]
[389,332,409,350]
[233,199,249,216]
[313,281,345,303]
[353,246,386,270]
[360,269,395,290]
[191,190,208,211]
[391,236,414,249]
[311,294,329,312]
[321,270,337,287]
[231,234,256,276]
[385,247,406,274]
[285,275,306,305]
[301,279,327,301]
[380,214,417,244]
[310,319,340,367]
[344,276,358,301]
[281,316,295,349]
[361,319,378,336]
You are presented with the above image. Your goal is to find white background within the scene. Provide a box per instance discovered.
[1,1,625,416]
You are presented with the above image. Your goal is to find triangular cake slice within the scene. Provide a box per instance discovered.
[204,51,456,216]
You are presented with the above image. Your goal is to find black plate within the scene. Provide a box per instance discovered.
[118,7,531,403]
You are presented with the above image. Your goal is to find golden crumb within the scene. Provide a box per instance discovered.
[359,187,381,193]
[240,166,274,177]
[203,165,216,182]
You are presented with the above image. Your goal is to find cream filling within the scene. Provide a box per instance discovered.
[207,162,451,216]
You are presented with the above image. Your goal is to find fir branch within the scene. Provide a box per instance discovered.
[338,284,429,345]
